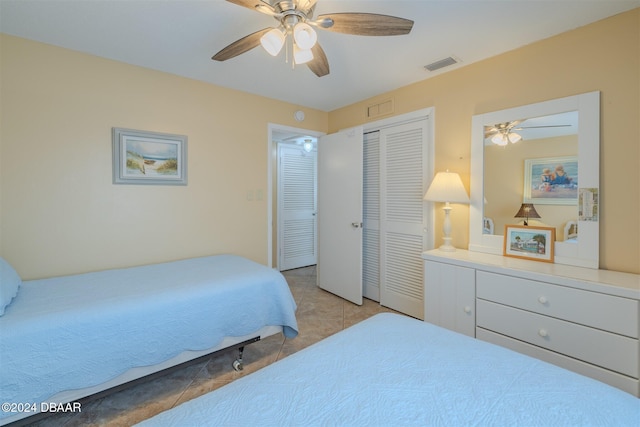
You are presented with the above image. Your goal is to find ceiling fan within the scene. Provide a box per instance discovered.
[212,0,414,77]
[484,120,572,146]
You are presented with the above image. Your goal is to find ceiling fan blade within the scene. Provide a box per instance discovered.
[212,28,272,61]
[307,43,330,77]
[297,0,318,15]
[314,13,414,36]
[516,125,572,129]
[226,0,277,16]
[484,120,523,138]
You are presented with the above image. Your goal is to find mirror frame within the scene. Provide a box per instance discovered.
[469,92,600,268]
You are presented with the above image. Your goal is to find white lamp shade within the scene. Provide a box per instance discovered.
[491,133,508,146]
[293,45,314,64]
[424,171,470,204]
[508,132,522,143]
[491,131,522,145]
[293,22,317,50]
[260,28,285,56]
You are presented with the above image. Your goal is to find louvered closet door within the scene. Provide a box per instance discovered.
[363,131,381,301]
[278,144,317,271]
[379,120,429,319]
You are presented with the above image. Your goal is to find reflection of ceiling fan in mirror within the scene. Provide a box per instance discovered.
[484,120,572,146]
[212,0,414,77]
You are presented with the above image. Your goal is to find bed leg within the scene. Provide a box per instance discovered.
[232,346,245,371]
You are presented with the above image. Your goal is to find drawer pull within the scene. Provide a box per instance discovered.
[538,296,548,305]
[463,306,472,314]
[538,329,549,338]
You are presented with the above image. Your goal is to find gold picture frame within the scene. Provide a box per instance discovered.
[503,225,555,263]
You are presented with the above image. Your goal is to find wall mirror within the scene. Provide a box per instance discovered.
[469,92,600,268]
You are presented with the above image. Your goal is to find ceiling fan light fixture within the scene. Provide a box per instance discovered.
[260,27,286,56]
[293,45,314,64]
[491,133,508,146]
[303,139,313,152]
[293,22,317,50]
[508,132,522,143]
[491,130,522,145]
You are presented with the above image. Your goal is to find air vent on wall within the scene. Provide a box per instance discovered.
[367,98,394,119]
[424,56,460,72]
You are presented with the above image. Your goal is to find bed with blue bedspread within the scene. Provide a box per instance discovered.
[0,255,298,425]
[139,313,639,427]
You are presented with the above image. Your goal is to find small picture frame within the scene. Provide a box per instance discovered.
[503,225,555,263]
[112,127,187,185]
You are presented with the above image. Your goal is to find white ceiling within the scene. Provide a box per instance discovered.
[1,0,638,112]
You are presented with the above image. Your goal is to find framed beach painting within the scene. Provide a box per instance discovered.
[112,128,187,185]
[523,156,577,205]
[503,225,555,263]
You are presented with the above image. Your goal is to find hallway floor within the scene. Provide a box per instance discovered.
[27,265,400,426]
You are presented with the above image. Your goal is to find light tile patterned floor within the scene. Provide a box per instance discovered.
[26,265,399,426]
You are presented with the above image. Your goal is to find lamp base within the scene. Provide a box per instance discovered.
[437,204,457,251]
[438,237,456,252]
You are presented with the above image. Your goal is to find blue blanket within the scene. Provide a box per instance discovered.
[139,313,639,426]
[0,255,297,419]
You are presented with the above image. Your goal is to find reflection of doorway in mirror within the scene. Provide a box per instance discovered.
[579,188,599,221]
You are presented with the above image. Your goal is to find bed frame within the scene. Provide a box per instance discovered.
[0,255,298,426]
[4,329,279,427]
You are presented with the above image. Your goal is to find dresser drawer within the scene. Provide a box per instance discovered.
[477,328,640,396]
[476,271,638,338]
[477,299,639,378]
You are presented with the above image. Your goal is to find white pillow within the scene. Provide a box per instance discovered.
[0,257,22,316]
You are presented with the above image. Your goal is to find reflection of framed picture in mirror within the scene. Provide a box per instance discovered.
[503,225,555,263]
[524,156,577,205]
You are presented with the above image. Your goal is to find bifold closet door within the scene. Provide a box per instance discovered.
[378,120,429,319]
[363,131,381,301]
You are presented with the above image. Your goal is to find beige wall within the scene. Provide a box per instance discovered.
[329,9,640,274]
[1,9,638,278]
[0,35,328,279]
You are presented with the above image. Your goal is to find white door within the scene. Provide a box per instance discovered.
[278,144,317,271]
[379,120,430,319]
[317,126,364,305]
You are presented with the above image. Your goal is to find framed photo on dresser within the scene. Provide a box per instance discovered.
[503,225,555,263]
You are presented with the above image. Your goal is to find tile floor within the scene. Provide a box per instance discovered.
[25,265,399,426]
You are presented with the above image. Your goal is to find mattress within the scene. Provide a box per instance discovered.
[0,254,298,423]
[138,313,639,426]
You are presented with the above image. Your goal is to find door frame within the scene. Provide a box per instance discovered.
[266,107,436,270]
[267,123,325,270]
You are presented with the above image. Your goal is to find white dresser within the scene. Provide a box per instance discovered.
[422,249,640,396]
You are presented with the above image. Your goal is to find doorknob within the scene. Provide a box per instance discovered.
[351,222,363,228]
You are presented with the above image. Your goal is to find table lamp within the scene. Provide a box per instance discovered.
[424,170,470,251]
[514,203,541,226]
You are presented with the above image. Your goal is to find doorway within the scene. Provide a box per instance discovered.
[268,124,323,271]
[277,142,317,270]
